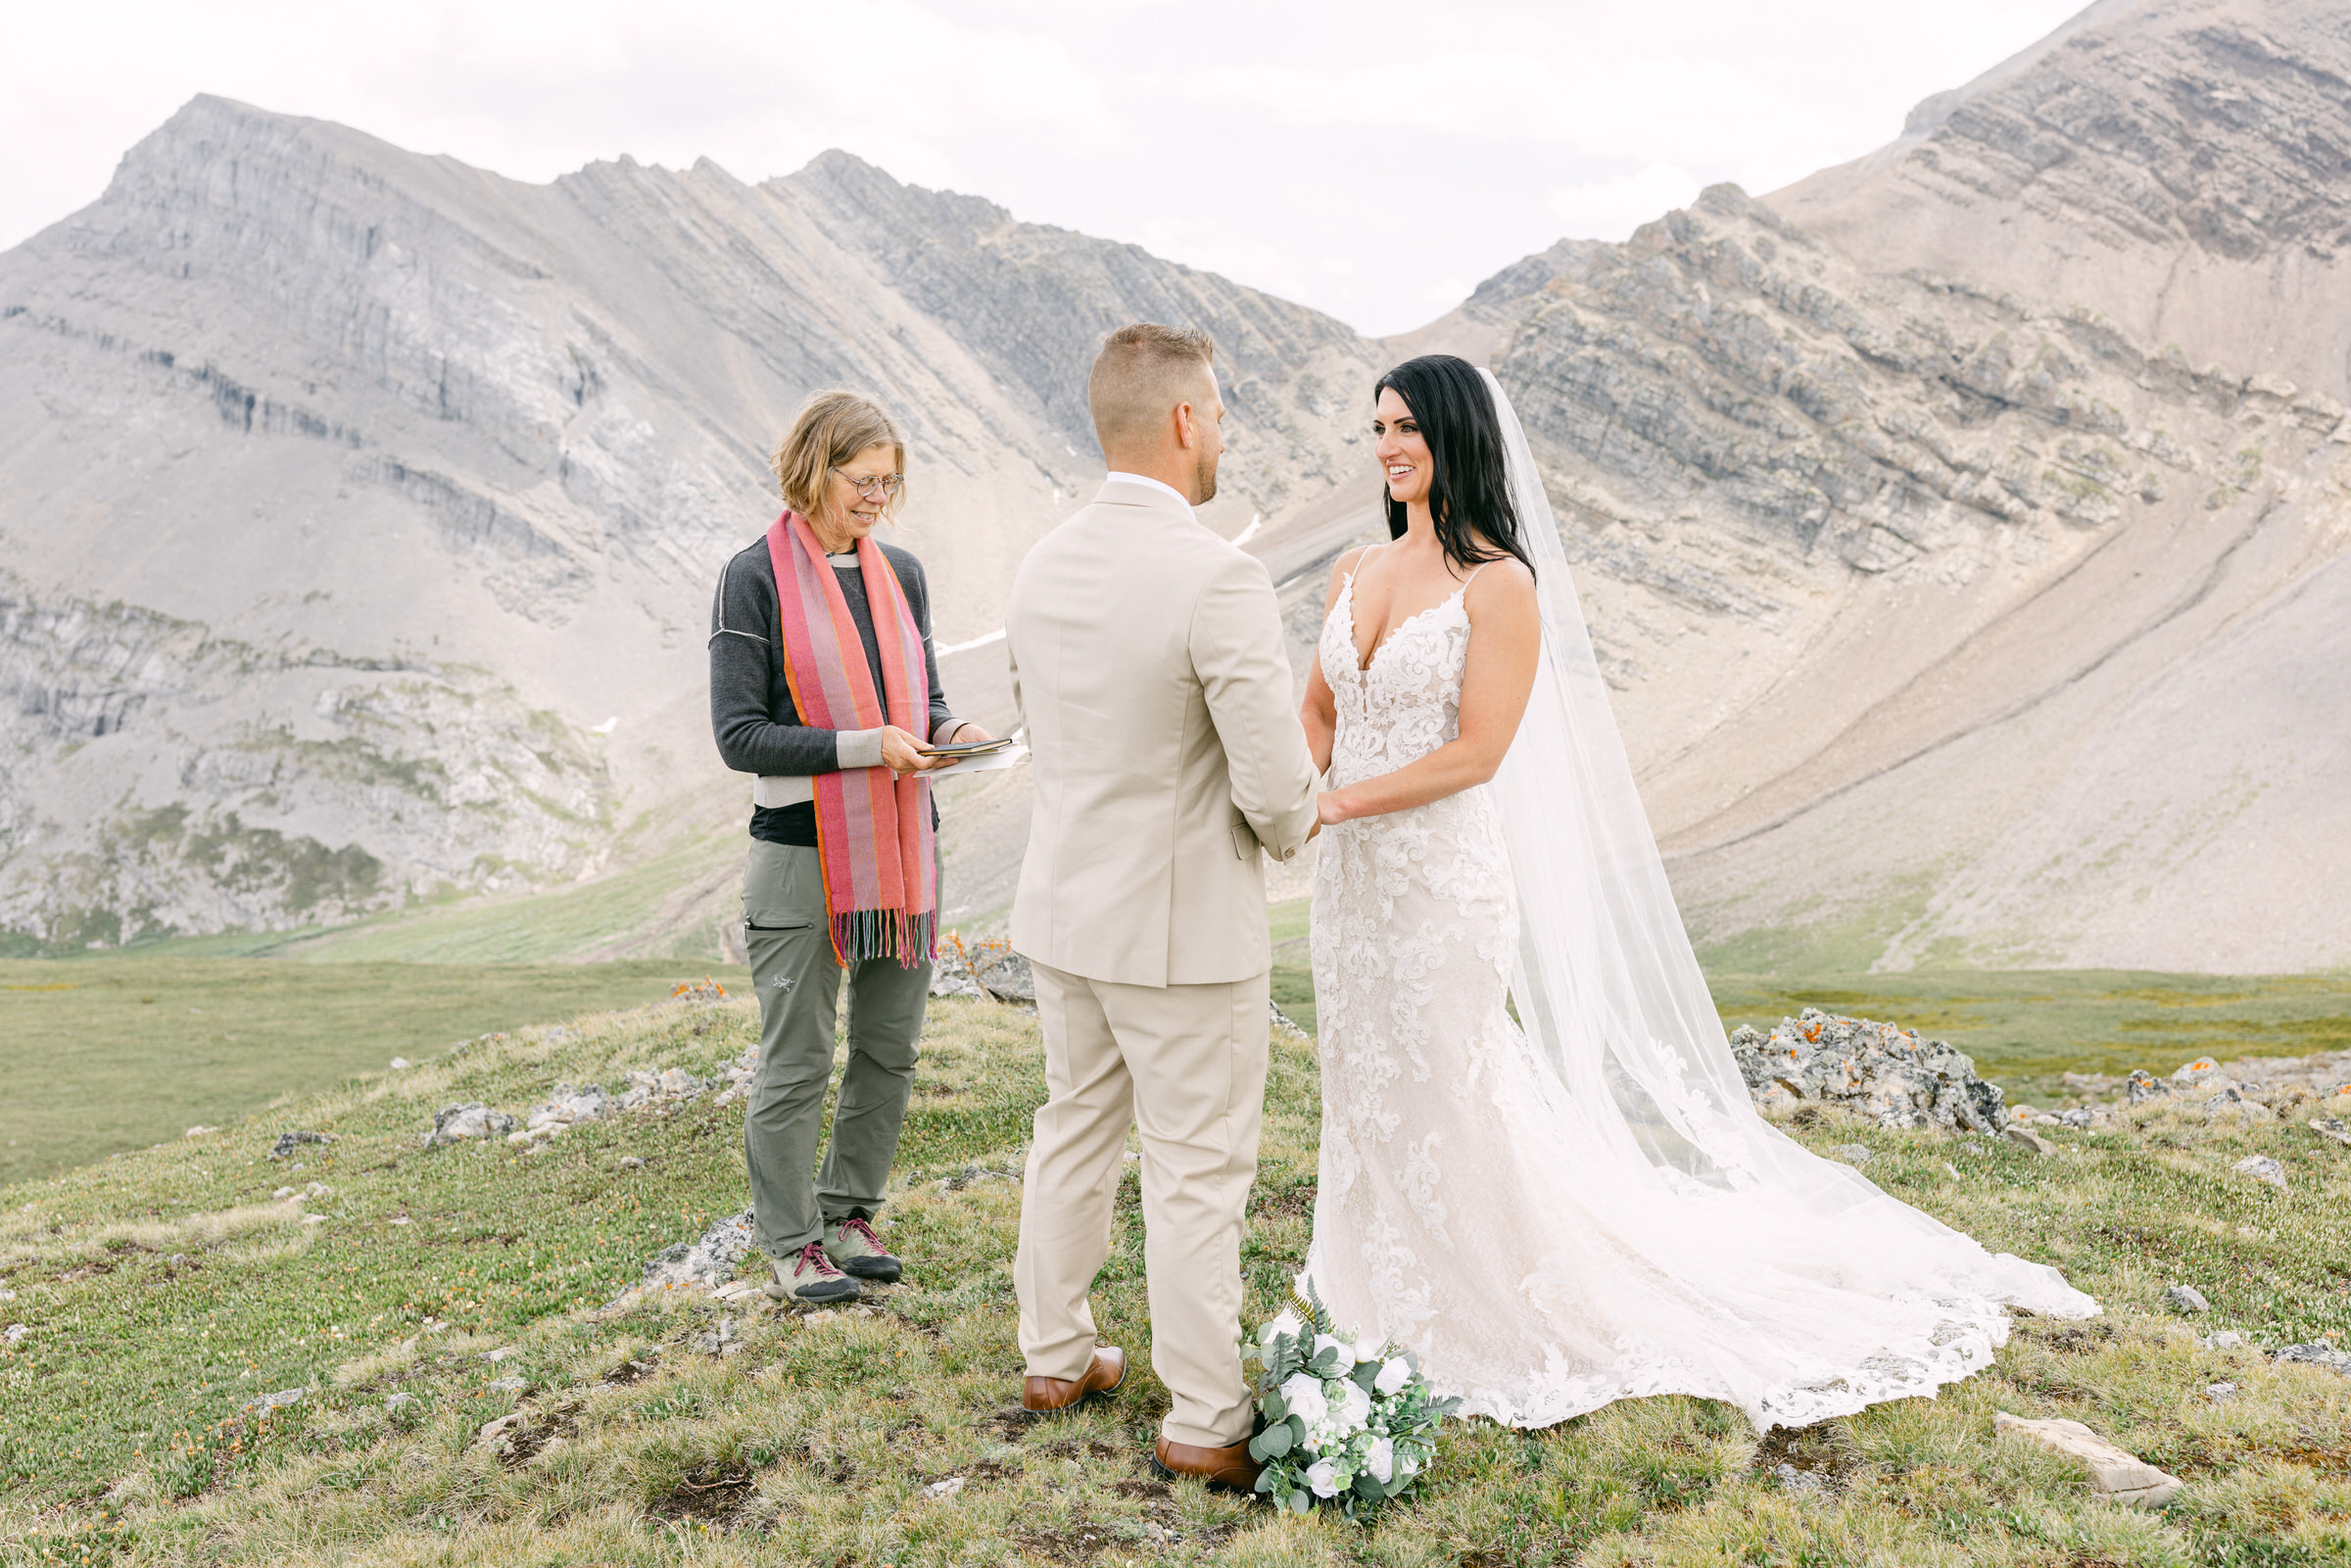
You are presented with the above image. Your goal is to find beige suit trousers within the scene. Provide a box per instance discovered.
[1015,959,1270,1449]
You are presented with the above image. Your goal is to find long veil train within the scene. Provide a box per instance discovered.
[1403,371,2097,1428]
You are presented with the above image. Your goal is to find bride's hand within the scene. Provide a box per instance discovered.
[1316,791,1348,829]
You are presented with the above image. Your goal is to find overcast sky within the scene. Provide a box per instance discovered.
[2,0,2088,336]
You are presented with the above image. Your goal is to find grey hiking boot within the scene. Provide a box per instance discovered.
[764,1240,861,1304]
[824,1211,902,1283]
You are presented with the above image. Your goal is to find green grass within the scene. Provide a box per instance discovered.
[0,959,748,1184]
[2,991,2348,1564]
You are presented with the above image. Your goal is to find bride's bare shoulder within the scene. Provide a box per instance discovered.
[1463,552,1537,613]
[1323,544,1375,610]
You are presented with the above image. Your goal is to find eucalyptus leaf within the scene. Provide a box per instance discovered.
[1288,1490,1310,1514]
[1254,1423,1293,1458]
[1263,1391,1288,1422]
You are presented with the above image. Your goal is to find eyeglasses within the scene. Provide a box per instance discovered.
[832,468,904,500]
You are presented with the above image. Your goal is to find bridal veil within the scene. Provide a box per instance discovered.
[1463,367,2096,1426]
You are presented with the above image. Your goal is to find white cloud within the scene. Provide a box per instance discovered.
[0,0,2091,335]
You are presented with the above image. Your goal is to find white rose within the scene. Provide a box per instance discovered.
[1364,1436,1395,1485]
[1373,1355,1413,1396]
[1354,1336,1384,1366]
[1305,1457,1340,1498]
[1279,1372,1329,1427]
[1260,1309,1302,1345]
[1314,1333,1356,1365]
[1398,1451,1419,1477]
[1332,1378,1372,1435]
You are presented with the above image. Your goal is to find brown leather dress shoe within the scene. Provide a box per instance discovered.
[1022,1346,1127,1411]
[1151,1435,1262,1494]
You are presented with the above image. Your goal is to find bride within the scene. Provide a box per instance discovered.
[1297,355,2095,1430]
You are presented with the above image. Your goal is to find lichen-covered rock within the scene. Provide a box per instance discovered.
[425,1104,517,1146]
[1728,1008,2006,1132]
[1992,1412,2183,1508]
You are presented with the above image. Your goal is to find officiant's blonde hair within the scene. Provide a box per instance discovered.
[1088,323,1216,452]
[772,390,907,521]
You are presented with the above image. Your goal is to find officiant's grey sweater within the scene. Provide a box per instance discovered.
[708,536,960,845]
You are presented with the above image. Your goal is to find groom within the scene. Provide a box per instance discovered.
[1006,323,1320,1487]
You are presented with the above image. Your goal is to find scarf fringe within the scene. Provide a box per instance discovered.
[831,908,936,969]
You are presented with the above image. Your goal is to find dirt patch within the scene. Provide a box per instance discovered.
[986,1404,1043,1442]
[1250,1181,1317,1219]
[1109,1478,1169,1500]
[1013,1523,1129,1562]
[600,1354,658,1386]
[648,1459,758,1524]
[487,1401,581,1468]
[1754,1420,1860,1487]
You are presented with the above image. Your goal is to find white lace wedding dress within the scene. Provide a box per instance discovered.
[1304,544,2096,1430]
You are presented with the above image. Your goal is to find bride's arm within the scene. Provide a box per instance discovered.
[1316,559,1539,825]
[1297,546,1366,777]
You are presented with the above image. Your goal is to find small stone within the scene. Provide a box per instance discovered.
[2125,1069,2166,1105]
[2163,1285,2211,1314]
[2231,1155,2288,1189]
[476,1412,524,1449]
[2274,1343,2351,1377]
[485,1347,514,1363]
[4,1324,27,1344]
[267,1129,335,1161]
[184,1125,216,1137]
[390,1215,411,1226]
[305,1183,332,1198]
[1773,1462,1830,1498]
[2202,1331,2245,1350]
[2055,1108,2095,1129]
[619,1156,646,1169]
[1993,1411,2183,1508]
[245,1386,309,1418]
[302,1214,327,1226]
[272,1186,297,1200]
[2005,1126,2053,1156]
[2205,1382,2237,1403]
[389,1058,410,1070]
[1831,1143,1873,1167]
[2308,1117,2351,1148]
[925,1475,967,1499]
[486,1375,527,1394]
[385,1392,415,1411]
[168,1255,187,1267]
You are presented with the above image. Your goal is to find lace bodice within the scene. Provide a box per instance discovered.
[1319,570,1475,789]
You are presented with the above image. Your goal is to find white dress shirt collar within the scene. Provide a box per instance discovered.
[1104,471,1195,513]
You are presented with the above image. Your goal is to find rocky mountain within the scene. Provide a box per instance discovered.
[0,97,1376,947]
[1458,0,2351,973]
[3,0,2346,973]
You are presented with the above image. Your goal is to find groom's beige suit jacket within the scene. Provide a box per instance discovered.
[1006,477,1319,986]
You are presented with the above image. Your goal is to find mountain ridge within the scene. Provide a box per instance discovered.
[4,1,2349,971]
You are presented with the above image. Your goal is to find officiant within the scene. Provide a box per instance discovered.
[708,389,991,1305]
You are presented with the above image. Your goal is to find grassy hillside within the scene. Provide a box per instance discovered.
[0,960,748,1183]
[2,992,2347,1564]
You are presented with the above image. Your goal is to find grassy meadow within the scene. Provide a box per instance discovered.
[0,961,748,1185]
[3,980,2349,1565]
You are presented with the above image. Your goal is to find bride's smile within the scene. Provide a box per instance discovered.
[1372,389,1432,506]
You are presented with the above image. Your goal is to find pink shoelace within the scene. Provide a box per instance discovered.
[796,1240,843,1277]
[837,1215,889,1253]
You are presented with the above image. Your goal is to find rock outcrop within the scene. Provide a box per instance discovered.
[1730,1008,2008,1132]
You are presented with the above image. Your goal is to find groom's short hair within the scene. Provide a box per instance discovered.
[1089,324,1216,452]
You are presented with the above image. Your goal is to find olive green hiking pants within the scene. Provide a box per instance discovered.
[742,841,932,1257]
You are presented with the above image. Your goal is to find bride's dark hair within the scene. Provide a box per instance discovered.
[1374,355,1536,580]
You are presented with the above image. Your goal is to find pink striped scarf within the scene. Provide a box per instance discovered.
[766,511,936,967]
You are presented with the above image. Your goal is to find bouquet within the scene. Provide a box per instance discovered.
[1244,1279,1459,1518]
